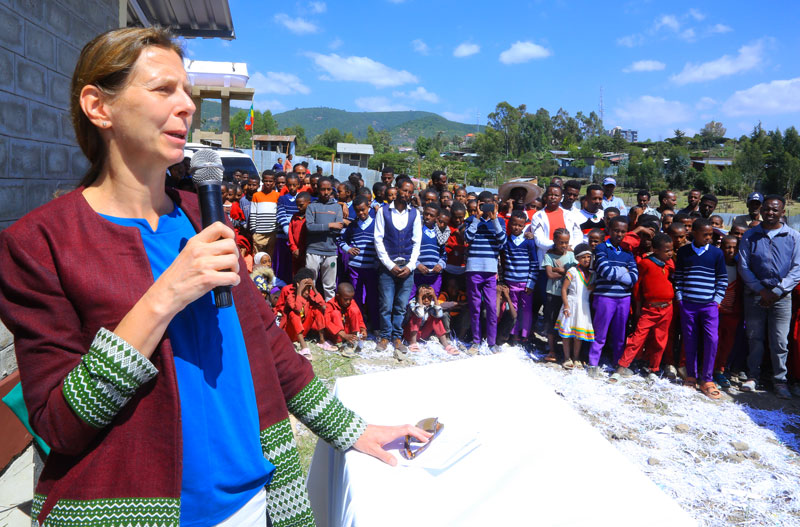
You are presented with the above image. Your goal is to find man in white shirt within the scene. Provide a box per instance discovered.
[374,178,422,358]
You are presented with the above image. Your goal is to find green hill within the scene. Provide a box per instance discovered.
[197,102,483,144]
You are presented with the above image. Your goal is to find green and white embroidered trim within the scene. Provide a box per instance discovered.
[62,327,158,428]
[287,377,367,452]
[261,419,315,527]
[31,493,179,527]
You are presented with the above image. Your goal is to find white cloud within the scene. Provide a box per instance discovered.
[679,28,696,42]
[309,1,326,14]
[274,13,318,34]
[655,14,680,32]
[670,39,766,85]
[307,53,418,87]
[710,23,732,34]
[499,41,551,64]
[453,42,480,58]
[393,86,439,103]
[695,96,717,110]
[442,111,471,123]
[617,34,644,47]
[253,99,286,112]
[623,60,666,73]
[722,77,800,116]
[614,95,693,126]
[411,39,429,55]
[355,96,410,112]
[688,8,705,21]
[249,71,311,95]
[329,37,343,50]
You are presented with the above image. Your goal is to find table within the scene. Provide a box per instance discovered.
[307,352,697,527]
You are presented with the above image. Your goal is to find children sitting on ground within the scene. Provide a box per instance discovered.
[236,233,254,273]
[502,210,539,345]
[324,282,367,358]
[588,216,638,378]
[675,218,728,399]
[611,233,675,382]
[463,192,507,354]
[438,276,470,343]
[288,192,311,274]
[542,228,576,361]
[555,243,595,369]
[274,267,327,360]
[413,203,447,296]
[404,285,459,355]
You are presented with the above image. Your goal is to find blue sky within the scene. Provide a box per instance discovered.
[182,0,800,141]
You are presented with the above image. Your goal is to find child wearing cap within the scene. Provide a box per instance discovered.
[555,243,594,369]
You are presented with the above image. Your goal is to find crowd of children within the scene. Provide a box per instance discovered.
[221,165,800,400]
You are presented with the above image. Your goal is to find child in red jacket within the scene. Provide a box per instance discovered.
[288,192,311,274]
[611,233,675,381]
[274,267,325,360]
[324,282,367,357]
[713,235,744,388]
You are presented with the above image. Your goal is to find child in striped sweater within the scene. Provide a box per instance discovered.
[674,218,727,399]
[588,216,638,377]
[275,172,300,283]
[413,203,447,297]
[502,210,539,345]
[338,195,379,331]
[463,191,507,354]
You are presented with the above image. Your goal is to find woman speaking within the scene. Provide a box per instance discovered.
[0,27,428,527]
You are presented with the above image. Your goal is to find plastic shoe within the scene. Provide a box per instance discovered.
[340,346,357,358]
[740,379,757,392]
[775,383,792,400]
[616,366,634,378]
[466,345,480,356]
[713,371,731,389]
[664,365,678,380]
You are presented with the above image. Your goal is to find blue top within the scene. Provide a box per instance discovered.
[463,216,506,273]
[503,235,539,289]
[417,224,446,271]
[277,193,298,237]
[101,207,274,527]
[738,223,800,296]
[338,216,378,268]
[602,195,627,215]
[593,240,638,297]
[675,243,728,304]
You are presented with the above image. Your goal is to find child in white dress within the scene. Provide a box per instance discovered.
[555,243,595,369]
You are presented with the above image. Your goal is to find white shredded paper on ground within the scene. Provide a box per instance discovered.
[328,340,800,527]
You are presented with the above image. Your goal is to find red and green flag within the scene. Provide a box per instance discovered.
[244,103,254,131]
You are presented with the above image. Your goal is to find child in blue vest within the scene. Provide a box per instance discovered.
[588,215,638,378]
[338,195,379,331]
[502,210,539,345]
[413,203,447,298]
[275,172,300,284]
[463,191,507,354]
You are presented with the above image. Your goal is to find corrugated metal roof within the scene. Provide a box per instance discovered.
[128,0,235,39]
[337,143,374,155]
[252,135,297,142]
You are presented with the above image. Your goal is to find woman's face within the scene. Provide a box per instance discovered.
[102,47,195,172]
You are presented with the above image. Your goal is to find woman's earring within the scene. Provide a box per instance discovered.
[102,121,109,127]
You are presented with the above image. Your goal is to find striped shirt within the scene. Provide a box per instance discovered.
[503,235,539,289]
[248,191,279,234]
[417,224,446,270]
[675,243,727,304]
[276,193,298,236]
[463,216,506,273]
[338,216,377,268]
[593,240,638,297]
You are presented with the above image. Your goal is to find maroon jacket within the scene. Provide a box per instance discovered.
[0,188,362,526]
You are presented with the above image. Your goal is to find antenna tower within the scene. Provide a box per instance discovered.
[599,86,605,126]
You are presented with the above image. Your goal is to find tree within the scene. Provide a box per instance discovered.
[314,128,343,149]
[664,147,691,188]
[487,101,525,157]
[668,129,687,147]
[366,125,392,155]
[230,108,278,146]
[415,136,432,157]
[279,125,307,150]
[472,127,504,168]
[701,120,726,140]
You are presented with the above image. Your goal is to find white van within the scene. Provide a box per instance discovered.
[183,143,258,182]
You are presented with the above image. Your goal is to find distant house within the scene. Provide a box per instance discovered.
[691,157,733,171]
[337,143,374,168]
[252,135,297,156]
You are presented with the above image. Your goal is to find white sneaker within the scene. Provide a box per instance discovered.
[740,379,756,392]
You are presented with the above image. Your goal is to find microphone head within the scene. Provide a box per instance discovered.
[190,149,224,184]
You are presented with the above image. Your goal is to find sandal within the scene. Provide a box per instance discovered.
[445,344,460,355]
[700,381,722,400]
[319,341,336,352]
[544,355,558,363]
[683,377,697,388]
[299,348,313,361]
[562,359,574,370]
[407,342,421,353]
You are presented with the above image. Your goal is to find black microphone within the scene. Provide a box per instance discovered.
[190,149,232,308]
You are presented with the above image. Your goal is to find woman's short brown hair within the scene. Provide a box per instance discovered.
[70,27,183,187]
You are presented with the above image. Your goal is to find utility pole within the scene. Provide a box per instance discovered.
[599,86,605,131]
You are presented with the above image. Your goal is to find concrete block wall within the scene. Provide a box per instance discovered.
[0,0,118,232]
[0,0,119,376]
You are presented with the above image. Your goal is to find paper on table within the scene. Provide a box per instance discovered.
[393,425,481,472]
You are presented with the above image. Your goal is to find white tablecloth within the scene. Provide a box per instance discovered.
[307,352,697,527]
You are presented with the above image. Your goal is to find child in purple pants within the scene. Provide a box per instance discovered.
[502,210,539,344]
[674,218,727,399]
[463,191,507,354]
[588,216,638,377]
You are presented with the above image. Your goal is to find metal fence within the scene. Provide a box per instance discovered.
[240,149,382,189]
